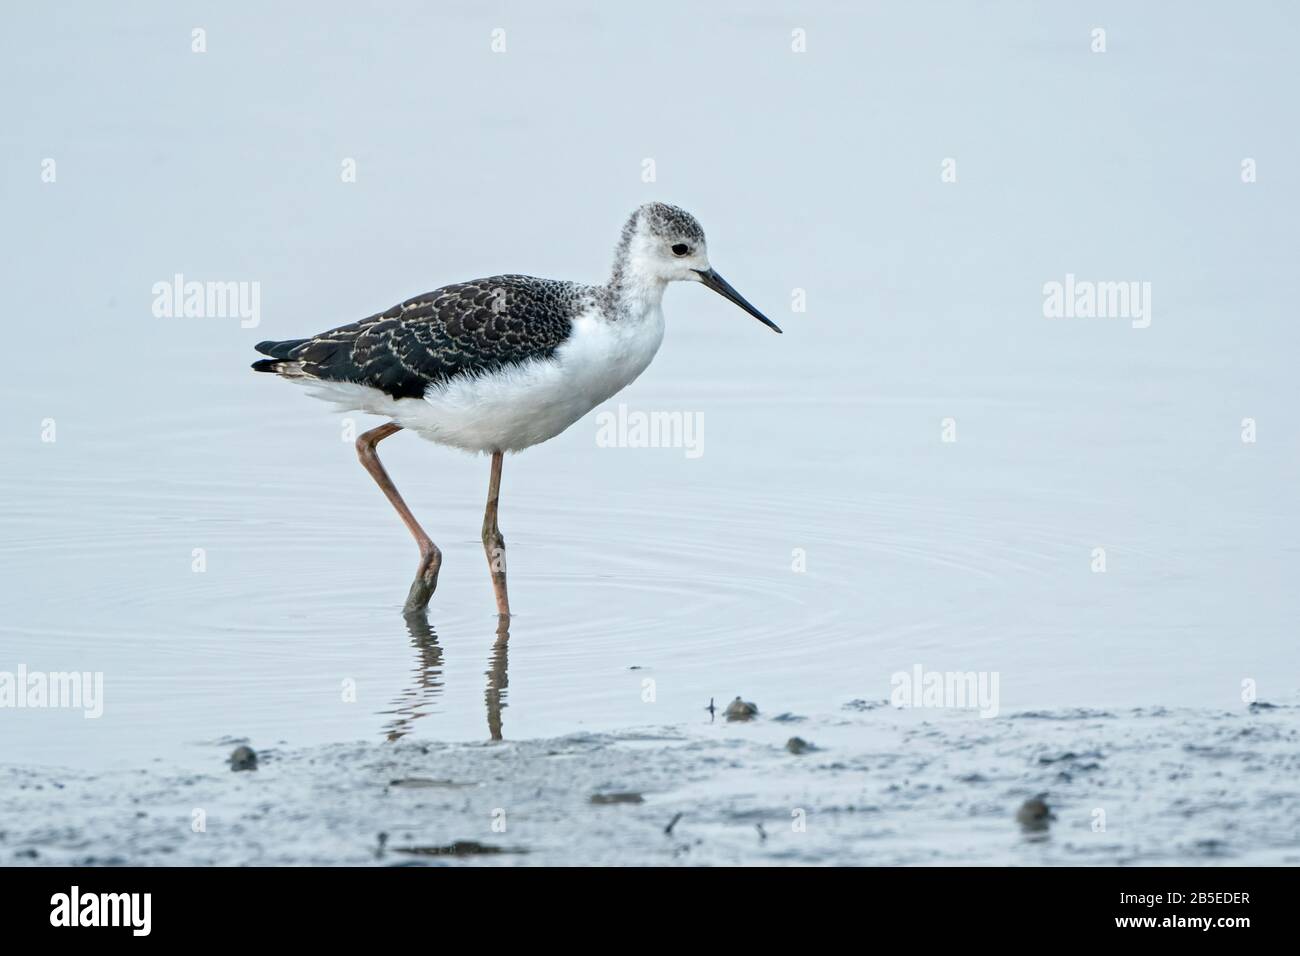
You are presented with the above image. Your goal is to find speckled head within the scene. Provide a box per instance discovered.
[612,202,709,284]
[608,202,781,333]
[638,202,707,247]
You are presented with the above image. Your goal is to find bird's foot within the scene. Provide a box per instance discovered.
[402,546,442,614]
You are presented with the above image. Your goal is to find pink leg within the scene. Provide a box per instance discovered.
[355,423,441,613]
[481,450,511,619]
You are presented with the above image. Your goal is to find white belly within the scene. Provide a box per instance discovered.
[306,308,666,454]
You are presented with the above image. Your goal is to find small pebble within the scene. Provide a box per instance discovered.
[229,745,258,772]
[724,697,759,721]
[1015,796,1052,830]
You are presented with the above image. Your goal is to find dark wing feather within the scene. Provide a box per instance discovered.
[253,276,585,400]
[254,338,307,359]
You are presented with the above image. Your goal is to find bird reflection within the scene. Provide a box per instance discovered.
[379,611,511,742]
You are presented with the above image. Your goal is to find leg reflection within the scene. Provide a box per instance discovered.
[485,614,510,741]
[380,612,445,742]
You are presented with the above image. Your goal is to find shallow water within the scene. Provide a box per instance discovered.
[3,333,1296,770]
[2,3,1299,864]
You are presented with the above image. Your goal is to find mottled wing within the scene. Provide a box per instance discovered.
[259,276,581,400]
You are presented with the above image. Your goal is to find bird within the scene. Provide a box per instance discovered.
[252,202,781,617]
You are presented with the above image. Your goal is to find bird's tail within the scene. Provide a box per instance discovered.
[251,338,308,376]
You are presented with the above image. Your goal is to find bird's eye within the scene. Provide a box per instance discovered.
[671,243,690,257]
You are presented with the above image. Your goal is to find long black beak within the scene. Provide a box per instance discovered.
[695,269,782,334]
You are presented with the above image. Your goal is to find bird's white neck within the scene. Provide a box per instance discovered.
[605,243,670,322]
[605,274,666,321]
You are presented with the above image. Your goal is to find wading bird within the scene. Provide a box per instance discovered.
[252,203,780,616]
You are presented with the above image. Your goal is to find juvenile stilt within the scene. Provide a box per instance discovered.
[354,423,442,613]
[481,450,511,617]
[253,203,781,617]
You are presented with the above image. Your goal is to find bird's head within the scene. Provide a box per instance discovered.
[611,202,781,333]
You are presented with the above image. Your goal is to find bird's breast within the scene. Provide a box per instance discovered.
[555,307,666,408]
[402,307,664,453]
